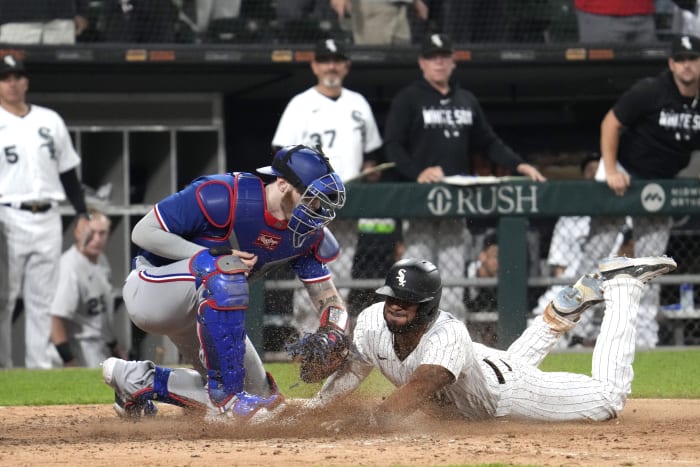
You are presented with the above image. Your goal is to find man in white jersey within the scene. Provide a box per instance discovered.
[272,38,382,182]
[304,255,676,424]
[271,38,384,334]
[0,54,91,368]
[50,209,127,367]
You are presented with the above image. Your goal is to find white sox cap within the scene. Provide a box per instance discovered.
[0,54,26,78]
[420,33,453,58]
[314,39,348,61]
[671,34,700,59]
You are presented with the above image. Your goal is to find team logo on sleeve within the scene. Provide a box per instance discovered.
[254,231,282,250]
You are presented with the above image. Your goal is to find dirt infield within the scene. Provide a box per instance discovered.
[1,398,698,466]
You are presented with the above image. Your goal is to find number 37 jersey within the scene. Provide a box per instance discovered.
[272,87,382,180]
[0,104,80,203]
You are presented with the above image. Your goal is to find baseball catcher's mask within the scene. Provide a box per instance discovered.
[288,172,345,247]
[258,145,346,247]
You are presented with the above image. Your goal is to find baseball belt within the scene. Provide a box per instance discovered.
[2,202,53,213]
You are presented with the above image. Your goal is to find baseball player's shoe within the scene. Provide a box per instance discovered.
[113,392,158,418]
[599,256,677,283]
[102,357,158,418]
[205,390,285,424]
[544,273,604,332]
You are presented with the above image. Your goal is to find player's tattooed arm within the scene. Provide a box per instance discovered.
[303,278,344,313]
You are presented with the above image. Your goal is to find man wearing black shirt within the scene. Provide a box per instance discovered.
[383,33,545,321]
[578,34,700,348]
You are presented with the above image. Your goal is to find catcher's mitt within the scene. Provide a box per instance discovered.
[286,327,349,383]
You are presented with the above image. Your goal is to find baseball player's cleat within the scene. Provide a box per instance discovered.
[102,357,158,419]
[551,273,605,320]
[205,390,285,424]
[113,392,158,418]
[599,256,677,283]
[544,273,605,333]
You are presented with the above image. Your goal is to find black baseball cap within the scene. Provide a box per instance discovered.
[671,35,700,59]
[420,33,453,58]
[0,54,26,78]
[314,38,348,61]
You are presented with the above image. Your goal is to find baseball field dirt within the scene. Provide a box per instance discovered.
[1,398,698,466]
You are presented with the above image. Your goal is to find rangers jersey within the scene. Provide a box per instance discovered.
[141,172,335,282]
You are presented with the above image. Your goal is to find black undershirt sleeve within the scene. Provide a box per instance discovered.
[59,168,88,216]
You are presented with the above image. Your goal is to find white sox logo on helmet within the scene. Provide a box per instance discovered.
[396,269,407,287]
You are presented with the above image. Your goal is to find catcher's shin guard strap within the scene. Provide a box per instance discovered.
[131,366,190,409]
[198,303,247,406]
[153,366,171,398]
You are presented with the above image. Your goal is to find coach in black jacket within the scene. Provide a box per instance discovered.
[383,33,545,322]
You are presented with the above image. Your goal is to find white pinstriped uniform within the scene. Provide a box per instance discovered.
[316,276,643,421]
[0,104,80,368]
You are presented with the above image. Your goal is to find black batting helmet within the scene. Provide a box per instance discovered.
[376,258,442,327]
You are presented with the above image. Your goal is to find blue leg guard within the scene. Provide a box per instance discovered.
[191,249,250,408]
[198,303,247,406]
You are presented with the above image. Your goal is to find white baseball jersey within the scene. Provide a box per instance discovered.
[272,87,382,181]
[313,276,644,422]
[0,103,80,368]
[0,103,80,203]
[51,246,115,366]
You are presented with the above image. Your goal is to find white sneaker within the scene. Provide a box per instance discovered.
[599,256,677,283]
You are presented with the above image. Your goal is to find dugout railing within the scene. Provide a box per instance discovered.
[250,178,700,353]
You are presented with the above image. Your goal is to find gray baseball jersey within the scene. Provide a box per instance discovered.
[0,103,81,368]
[51,246,115,367]
[311,276,644,421]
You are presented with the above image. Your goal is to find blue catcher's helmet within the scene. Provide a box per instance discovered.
[258,145,335,191]
[257,145,346,247]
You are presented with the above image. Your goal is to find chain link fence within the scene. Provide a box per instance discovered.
[263,212,700,353]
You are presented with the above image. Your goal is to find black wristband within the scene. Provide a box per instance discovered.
[55,342,75,364]
[77,212,91,221]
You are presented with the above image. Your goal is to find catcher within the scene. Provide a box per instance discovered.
[298,255,676,426]
[102,145,350,421]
